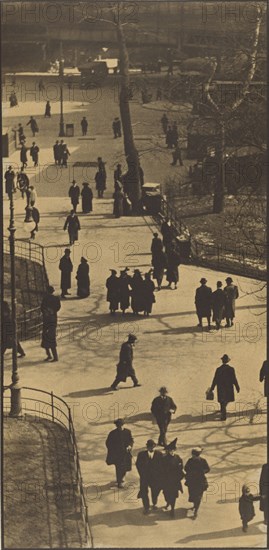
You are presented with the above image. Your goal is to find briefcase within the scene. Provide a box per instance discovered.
[206,388,214,401]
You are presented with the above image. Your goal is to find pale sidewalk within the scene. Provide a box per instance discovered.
[3,192,267,548]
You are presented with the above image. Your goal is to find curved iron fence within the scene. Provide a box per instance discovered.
[3,386,93,548]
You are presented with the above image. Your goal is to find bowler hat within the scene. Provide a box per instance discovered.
[221,354,230,362]
[165,438,177,451]
[114,418,124,427]
[128,334,137,342]
[200,278,207,284]
[159,386,168,394]
[146,439,156,448]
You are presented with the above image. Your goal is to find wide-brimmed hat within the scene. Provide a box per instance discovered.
[221,354,230,362]
[146,439,156,448]
[159,386,168,394]
[165,438,177,451]
[192,447,203,456]
[114,418,124,427]
[200,278,207,284]
[128,334,137,343]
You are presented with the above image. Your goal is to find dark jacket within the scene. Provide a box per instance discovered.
[211,288,225,321]
[162,453,184,499]
[239,493,260,522]
[106,427,133,470]
[136,450,163,493]
[210,363,240,403]
[151,237,163,258]
[59,256,73,290]
[259,361,268,397]
[185,455,210,501]
[224,284,239,318]
[68,185,80,205]
[41,293,61,323]
[106,275,120,304]
[151,395,177,423]
[195,285,212,317]
[64,214,80,240]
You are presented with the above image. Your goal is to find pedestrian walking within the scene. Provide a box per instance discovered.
[259,360,269,397]
[161,113,169,134]
[130,269,144,315]
[113,186,124,218]
[76,257,90,298]
[44,101,51,117]
[209,354,240,421]
[17,168,29,199]
[53,140,60,165]
[30,205,40,239]
[151,233,163,261]
[112,117,122,138]
[81,116,88,136]
[20,143,28,169]
[106,419,134,488]
[166,126,173,148]
[59,248,73,298]
[171,122,178,148]
[166,243,181,289]
[224,277,239,327]
[152,248,167,291]
[259,463,268,525]
[2,301,25,357]
[185,447,210,519]
[18,123,24,143]
[162,438,184,518]
[95,167,106,198]
[211,281,225,330]
[114,163,122,187]
[151,387,177,446]
[81,182,93,213]
[68,180,80,212]
[63,210,81,245]
[161,218,174,252]
[28,185,37,206]
[41,286,61,362]
[171,143,183,166]
[5,166,16,198]
[195,278,212,328]
[136,439,163,514]
[106,269,120,314]
[142,272,156,316]
[110,334,141,390]
[26,116,39,137]
[239,484,260,532]
[58,139,64,166]
[61,143,70,167]
[118,268,131,314]
[30,142,39,166]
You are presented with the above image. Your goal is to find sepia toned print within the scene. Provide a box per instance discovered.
[1,2,267,548]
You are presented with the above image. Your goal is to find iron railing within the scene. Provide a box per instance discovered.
[3,386,93,548]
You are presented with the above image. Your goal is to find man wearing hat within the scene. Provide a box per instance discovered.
[118,269,132,314]
[151,387,177,446]
[136,439,163,514]
[130,269,144,315]
[185,447,210,519]
[40,286,61,361]
[5,165,16,198]
[63,209,81,246]
[106,269,120,314]
[209,354,240,420]
[106,419,133,488]
[211,281,226,330]
[162,438,184,518]
[110,334,141,390]
[68,180,80,213]
[223,277,239,327]
[59,248,73,298]
[195,278,212,328]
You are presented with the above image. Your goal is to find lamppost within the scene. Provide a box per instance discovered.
[59,41,65,137]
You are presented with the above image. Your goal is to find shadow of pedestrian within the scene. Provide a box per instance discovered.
[176,521,263,543]
[64,387,114,398]
[91,507,158,527]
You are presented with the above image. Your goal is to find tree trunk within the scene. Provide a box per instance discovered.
[116,22,141,213]
[213,120,225,213]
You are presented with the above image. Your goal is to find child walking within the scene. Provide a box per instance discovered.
[239,484,260,532]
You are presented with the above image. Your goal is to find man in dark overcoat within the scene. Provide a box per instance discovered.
[5,166,16,198]
[166,243,181,289]
[211,281,225,330]
[106,418,133,488]
[185,447,210,519]
[26,116,38,137]
[151,387,177,446]
[160,218,174,252]
[195,277,212,328]
[68,180,80,212]
[259,463,268,525]
[161,438,184,518]
[161,113,169,134]
[53,140,60,165]
[106,269,120,314]
[41,286,61,361]
[30,141,39,166]
[59,248,73,298]
[110,334,141,390]
[81,116,88,136]
[136,439,163,514]
[151,233,163,262]
[20,143,28,169]
[63,210,81,245]
[224,277,239,327]
[259,360,268,397]
[118,268,131,313]
[209,354,240,420]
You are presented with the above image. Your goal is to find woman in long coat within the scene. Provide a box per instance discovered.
[211,281,226,330]
[44,101,51,117]
[161,438,184,518]
[166,244,181,289]
[152,249,167,290]
[224,277,239,327]
[63,210,81,245]
[113,188,124,218]
[95,169,106,198]
[81,182,93,213]
[119,270,131,314]
[185,447,210,519]
[76,257,90,298]
[130,270,144,315]
[106,270,119,314]
[142,272,156,316]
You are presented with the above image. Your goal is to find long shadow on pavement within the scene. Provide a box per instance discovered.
[177,521,263,543]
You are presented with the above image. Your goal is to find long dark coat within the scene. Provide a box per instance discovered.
[59,256,73,291]
[224,284,239,319]
[68,185,80,207]
[113,190,124,218]
[185,456,210,502]
[161,222,173,249]
[210,363,240,403]
[81,186,93,213]
[259,463,268,513]
[116,341,136,381]
[151,236,163,260]
[20,145,28,163]
[239,494,260,522]
[211,288,225,322]
[152,250,167,281]
[30,145,39,163]
[95,170,106,191]
[119,274,131,311]
[41,293,61,349]
[64,214,80,241]
[151,395,177,424]
[130,274,144,313]
[260,361,269,397]
[195,285,212,317]
[166,249,181,283]
[142,279,156,313]
[53,143,60,162]
[136,450,163,496]
[106,275,120,310]
[76,261,90,298]
[106,428,133,471]
[162,454,184,502]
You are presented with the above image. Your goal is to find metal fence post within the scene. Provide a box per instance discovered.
[51,391,54,422]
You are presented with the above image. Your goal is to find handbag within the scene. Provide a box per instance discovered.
[206,388,214,401]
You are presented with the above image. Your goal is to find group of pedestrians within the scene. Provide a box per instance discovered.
[59,248,90,300]
[195,276,239,329]
[68,180,93,214]
[53,140,71,167]
[95,157,107,198]
[4,164,39,239]
[151,231,181,290]
[106,268,156,316]
[160,113,183,165]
